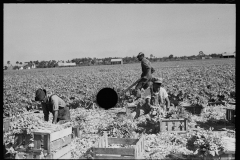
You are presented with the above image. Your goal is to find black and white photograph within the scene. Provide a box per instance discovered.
[4,4,235,159]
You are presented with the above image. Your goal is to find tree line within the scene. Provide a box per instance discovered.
[5,52,224,69]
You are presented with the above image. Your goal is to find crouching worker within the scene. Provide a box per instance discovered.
[35,88,70,124]
[132,77,170,119]
[147,77,170,117]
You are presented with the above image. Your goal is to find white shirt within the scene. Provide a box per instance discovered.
[146,87,168,105]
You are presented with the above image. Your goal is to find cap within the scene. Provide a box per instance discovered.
[137,52,144,58]
[154,77,163,84]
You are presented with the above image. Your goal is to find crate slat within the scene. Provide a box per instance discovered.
[168,121,173,131]
[226,109,235,123]
[49,127,72,142]
[104,132,108,148]
[108,138,138,145]
[94,156,135,159]
[72,125,81,139]
[94,148,135,156]
[50,134,72,151]
[47,144,71,159]
[58,151,71,159]
[174,121,179,131]
[44,134,50,153]
[34,135,42,149]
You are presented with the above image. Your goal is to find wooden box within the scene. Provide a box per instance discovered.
[92,132,145,159]
[15,127,72,159]
[226,108,235,123]
[159,118,188,133]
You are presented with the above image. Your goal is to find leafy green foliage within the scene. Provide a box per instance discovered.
[186,128,226,157]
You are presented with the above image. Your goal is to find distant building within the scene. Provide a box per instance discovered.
[110,59,123,65]
[96,59,103,64]
[221,52,235,58]
[58,62,76,67]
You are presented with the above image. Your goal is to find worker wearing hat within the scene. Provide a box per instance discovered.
[147,77,170,116]
[35,89,70,124]
[135,52,155,97]
[133,77,170,119]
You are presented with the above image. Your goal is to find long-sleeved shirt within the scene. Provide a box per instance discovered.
[141,57,153,80]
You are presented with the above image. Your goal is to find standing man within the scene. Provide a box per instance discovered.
[134,52,155,97]
[35,88,70,124]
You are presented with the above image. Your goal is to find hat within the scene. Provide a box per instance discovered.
[154,77,163,84]
[137,52,144,58]
[35,89,46,101]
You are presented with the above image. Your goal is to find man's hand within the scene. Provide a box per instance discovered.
[52,111,58,124]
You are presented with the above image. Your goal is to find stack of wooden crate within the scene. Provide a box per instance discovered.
[92,132,145,159]
[15,127,72,159]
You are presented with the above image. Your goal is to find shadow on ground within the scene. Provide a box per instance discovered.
[136,119,160,134]
[195,120,235,131]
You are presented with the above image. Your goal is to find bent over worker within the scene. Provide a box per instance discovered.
[135,52,155,97]
[35,88,70,124]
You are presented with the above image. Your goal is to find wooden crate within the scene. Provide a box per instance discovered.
[226,108,235,123]
[92,132,145,159]
[15,127,72,159]
[159,118,188,133]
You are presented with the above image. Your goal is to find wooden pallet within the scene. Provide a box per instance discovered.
[14,127,72,159]
[226,108,235,123]
[159,118,188,133]
[92,132,145,159]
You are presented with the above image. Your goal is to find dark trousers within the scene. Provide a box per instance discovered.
[57,107,70,123]
[134,78,151,98]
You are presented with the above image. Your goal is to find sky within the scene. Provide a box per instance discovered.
[4,4,235,65]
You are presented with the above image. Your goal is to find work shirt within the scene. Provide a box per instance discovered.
[145,87,169,106]
[141,57,153,80]
[41,95,69,121]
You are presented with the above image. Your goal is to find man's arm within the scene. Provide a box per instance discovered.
[51,96,59,124]
[165,97,170,109]
[145,97,155,109]
[52,111,58,124]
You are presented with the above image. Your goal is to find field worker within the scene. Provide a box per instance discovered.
[147,77,170,116]
[134,52,155,98]
[133,77,170,119]
[35,88,70,124]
